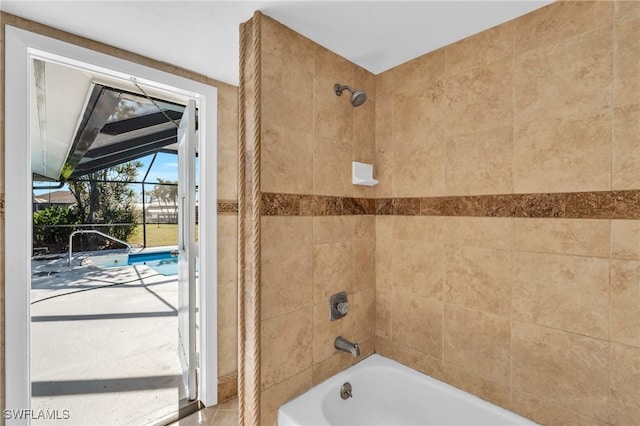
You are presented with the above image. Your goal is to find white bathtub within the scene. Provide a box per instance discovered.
[278,354,538,426]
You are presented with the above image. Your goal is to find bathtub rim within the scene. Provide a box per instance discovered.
[277,353,539,426]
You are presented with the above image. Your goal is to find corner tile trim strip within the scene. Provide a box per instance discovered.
[261,191,640,219]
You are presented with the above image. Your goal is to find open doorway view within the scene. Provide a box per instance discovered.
[29,57,200,425]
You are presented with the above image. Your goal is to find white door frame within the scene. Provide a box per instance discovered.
[4,26,218,421]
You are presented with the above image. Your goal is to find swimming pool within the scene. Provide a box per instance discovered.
[86,251,181,276]
[128,252,179,276]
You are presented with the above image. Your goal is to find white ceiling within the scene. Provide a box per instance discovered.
[2,1,552,87]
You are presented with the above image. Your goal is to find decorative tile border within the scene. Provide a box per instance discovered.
[261,190,640,219]
[564,191,640,219]
[378,193,566,217]
[217,200,239,214]
[261,193,375,216]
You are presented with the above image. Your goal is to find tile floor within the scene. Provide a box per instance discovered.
[172,398,238,425]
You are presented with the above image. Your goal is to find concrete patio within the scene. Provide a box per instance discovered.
[30,256,182,425]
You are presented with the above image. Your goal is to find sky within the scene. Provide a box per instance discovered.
[33,151,181,202]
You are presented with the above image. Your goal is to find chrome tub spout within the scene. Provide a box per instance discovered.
[334,336,360,357]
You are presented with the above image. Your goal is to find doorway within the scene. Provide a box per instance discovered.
[5,26,218,425]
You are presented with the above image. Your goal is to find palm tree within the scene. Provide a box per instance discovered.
[151,178,178,223]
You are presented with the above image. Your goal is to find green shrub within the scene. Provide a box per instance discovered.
[33,206,79,251]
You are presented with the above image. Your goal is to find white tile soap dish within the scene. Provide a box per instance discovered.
[352,161,379,186]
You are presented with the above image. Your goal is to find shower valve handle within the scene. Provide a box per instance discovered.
[336,302,349,315]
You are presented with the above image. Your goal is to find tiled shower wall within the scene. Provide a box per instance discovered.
[258,15,376,426]
[374,2,640,425]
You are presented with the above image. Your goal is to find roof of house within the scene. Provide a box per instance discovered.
[33,190,76,205]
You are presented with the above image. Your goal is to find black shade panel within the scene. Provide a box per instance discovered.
[62,85,188,180]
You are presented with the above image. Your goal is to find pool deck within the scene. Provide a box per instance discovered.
[31,253,182,425]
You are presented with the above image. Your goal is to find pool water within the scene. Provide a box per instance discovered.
[90,250,199,276]
[128,252,179,276]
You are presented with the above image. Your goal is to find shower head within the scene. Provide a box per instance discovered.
[334,83,367,107]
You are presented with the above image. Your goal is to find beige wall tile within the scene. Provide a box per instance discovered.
[374,96,394,197]
[616,1,640,22]
[610,343,640,425]
[262,17,314,133]
[375,219,392,294]
[312,135,353,197]
[512,322,609,421]
[445,58,512,136]
[610,260,640,348]
[375,336,393,358]
[445,22,513,76]
[261,308,313,389]
[393,291,442,359]
[514,1,613,53]
[353,238,375,293]
[393,80,444,141]
[445,126,513,196]
[262,217,313,320]
[392,82,446,197]
[387,48,445,92]
[375,239,392,293]
[313,216,354,244]
[261,246,313,318]
[513,218,610,258]
[218,215,238,325]
[513,112,611,193]
[262,124,313,194]
[444,246,511,316]
[217,85,239,200]
[443,364,511,408]
[375,289,392,339]
[312,352,352,386]
[262,217,313,248]
[218,293,238,344]
[511,391,608,426]
[313,241,354,303]
[514,27,612,125]
[392,216,445,242]
[375,216,393,241]
[373,150,394,198]
[614,18,640,108]
[392,344,443,380]
[353,97,375,165]
[357,337,375,360]
[513,251,609,339]
[350,288,376,342]
[218,323,238,377]
[612,220,640,260]
[391,135,444,197]
[613,104,640,189]
[392,239,443,300]
[375,66,395,99]
[443,305,511,385]
[261,369,312,426]
[354,216,375,239]
[444,217,512,250]
[313,46,354,143]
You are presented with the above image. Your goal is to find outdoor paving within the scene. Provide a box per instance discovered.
[30,255,182,425]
